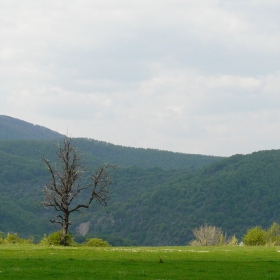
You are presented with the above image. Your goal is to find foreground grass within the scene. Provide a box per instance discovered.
[1,245,280,279]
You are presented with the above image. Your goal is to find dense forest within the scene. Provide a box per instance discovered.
[80,150,280,245]
[1,116,280,246]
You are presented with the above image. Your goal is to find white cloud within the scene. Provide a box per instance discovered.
[0,0,280,156]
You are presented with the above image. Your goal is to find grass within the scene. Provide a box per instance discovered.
[1,245,280,279]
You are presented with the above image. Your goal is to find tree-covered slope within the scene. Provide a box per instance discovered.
[0,115,222,169]
[0,115,63,140]
[72,138,221,170]
[1,145,280,245]
[0,137,222,243]
[0,138,222,171]
[83,150,280,245]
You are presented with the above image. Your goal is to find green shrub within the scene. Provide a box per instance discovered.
[84,238,111,247]
[39,231,73,246]
[4,233,33,244]
[243,226,266,246]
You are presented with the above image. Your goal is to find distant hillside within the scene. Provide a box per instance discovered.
[96,149,280,245]
[0,138,221,243]
[0,116,222,169]
[0,115,63,140]
[0,138,222,171]
[1,143,280,245]
[72,138,222,170]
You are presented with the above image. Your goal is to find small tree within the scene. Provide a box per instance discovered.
[41,137,115,245]
[190,224,226,246]
[243,226,266,246]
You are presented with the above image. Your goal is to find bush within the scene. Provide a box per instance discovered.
[190,224,226,246]
[39,231,73,246]
[84,238,111,247]
[4,233,34,244]
[243,226,266,246]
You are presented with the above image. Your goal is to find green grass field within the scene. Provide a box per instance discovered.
[1,245,280,279]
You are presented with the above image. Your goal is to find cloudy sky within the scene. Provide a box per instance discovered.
[1,0,279,156]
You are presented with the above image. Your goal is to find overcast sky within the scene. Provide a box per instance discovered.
[1,0,280,156]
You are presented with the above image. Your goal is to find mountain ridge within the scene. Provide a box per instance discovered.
[0,115,64,140]
[0,115,223,169]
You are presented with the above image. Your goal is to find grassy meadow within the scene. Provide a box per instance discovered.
[1,245,280,279]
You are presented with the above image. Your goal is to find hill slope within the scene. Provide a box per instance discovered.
[0,115,63,140]
[0,116,222,169]
[78,150,280,245]
[0,138,222,171]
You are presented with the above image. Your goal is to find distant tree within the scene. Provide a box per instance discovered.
[40,137,116,245]
[243,226,266,246]
[190,224,226,246]
[84,238,111,247]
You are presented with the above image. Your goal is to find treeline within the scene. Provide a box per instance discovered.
[72,138,222,170]
[0,138,221,172]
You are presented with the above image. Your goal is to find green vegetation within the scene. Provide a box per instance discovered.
[2,145,280,245]
[189,224,238,246]
[1,245,280,279]
[39,232,73,246]
[0,115,63,140]
[0,233,33,245]
[0,137,222,245]
[243,222,280,246]
[72,138,221,170]
[84,238,111,247]
[243,226,266,246]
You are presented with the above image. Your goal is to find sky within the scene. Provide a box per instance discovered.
[1,0,280,156]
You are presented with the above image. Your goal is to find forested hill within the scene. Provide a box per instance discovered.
[0,115,63,140]
[0,138,222,172]
[85,149,280,245]
[72,138,222,170]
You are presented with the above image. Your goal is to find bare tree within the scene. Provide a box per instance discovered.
[190,224,225,246]
[41,137,116,245]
